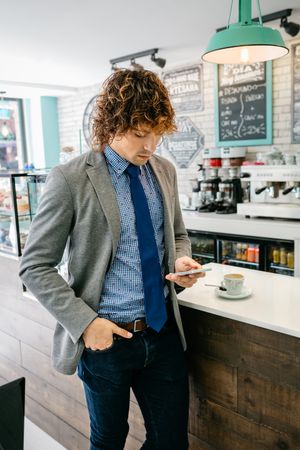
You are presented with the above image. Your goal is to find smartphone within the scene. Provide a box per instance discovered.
[174,267,212,276]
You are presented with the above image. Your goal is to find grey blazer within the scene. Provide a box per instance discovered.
[19,150,191,375]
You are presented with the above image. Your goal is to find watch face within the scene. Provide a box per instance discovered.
[82,95,97,148]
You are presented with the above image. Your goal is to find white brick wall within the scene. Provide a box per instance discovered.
[58,84,101,155]
[58,36,300,196]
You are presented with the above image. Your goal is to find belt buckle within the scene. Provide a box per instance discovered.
[133,319,143,333]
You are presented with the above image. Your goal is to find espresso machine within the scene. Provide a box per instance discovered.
[237,165,300,219]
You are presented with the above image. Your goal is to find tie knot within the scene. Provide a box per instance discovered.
[126,164,140,179]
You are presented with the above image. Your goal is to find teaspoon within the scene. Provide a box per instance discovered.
[205,283,227,291]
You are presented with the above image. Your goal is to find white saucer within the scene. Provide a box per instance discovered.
[215,286,252,300]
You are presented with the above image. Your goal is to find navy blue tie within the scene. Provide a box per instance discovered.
[126,163,167,332]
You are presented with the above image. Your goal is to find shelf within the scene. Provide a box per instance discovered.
[192,252,214,259]
[0,209,32,218]
[0,209,13,217]
[0,243,16,253]
[0,140,16,147]
[223,258,259,267]
[0,250,19,260]
[269,264,294,272]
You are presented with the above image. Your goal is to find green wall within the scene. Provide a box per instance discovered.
[40,96,60,168]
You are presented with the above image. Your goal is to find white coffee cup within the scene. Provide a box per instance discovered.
[221,273,244,295]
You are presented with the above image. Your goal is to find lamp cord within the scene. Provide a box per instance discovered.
[255,0,263,25]
[227,0,234,28]
[227,0,263,28]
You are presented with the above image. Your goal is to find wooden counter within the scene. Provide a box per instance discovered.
[179,264,300,449]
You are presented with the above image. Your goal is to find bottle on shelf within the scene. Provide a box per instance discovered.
[254,245,260,264]
[280,247,287,266]
[229,241,235,259]
[287,251,294,269]
[223,241,233,258]
[223,241,229,257]
[247,244,255,263]
[235,242,242,260]
[191,188,201,209]
[272,247,280,265]
[241,243,248,261]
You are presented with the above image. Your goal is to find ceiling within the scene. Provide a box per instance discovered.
[1,0,300,95]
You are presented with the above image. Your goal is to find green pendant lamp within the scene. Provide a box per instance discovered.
[202,0,289,64]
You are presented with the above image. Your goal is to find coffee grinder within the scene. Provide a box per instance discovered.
[216,147,246,214]
[198,148,222,212]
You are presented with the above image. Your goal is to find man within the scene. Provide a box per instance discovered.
[19,69,205,450]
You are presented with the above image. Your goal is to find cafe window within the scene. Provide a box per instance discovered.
[0,98,27,171]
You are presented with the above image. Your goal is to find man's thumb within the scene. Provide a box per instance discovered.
[114,325,133,339]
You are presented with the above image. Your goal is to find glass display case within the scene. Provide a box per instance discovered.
[0,172,48,257]
[218,238,262,271]
[26,173,48,217]
[188,230,216,265]
[266,241,295,277]
[188,230,295,277]
[0,172,30,256]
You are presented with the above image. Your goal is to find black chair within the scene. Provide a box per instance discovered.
[0,378,25,450]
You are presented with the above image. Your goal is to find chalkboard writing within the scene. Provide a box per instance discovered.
[162,65,203,113]
[216,62,272,146]
[292,43,300,143]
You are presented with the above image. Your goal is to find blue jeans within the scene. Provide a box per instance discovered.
[77,324,189,450]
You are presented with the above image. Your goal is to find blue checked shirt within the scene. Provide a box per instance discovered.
[97,145,167,322]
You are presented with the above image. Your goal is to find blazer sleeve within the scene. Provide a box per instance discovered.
[172,167,192,260]
[19,167,98,344]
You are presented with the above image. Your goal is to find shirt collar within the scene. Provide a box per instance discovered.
[104,145,130,177]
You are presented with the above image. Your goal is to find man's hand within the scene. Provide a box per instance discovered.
[165,256,205,288]
[82,317,133,351]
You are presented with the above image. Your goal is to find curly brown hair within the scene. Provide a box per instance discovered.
[92,69,176,150]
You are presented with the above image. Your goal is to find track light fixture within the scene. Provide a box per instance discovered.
[151,53,166,68]
[111,63,119,72]
[110,48,166,71]
[280,17,300,37]
[130,59,144,71]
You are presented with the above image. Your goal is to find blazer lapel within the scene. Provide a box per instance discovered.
[86,151,121,260]
[149,157,174,269]
[149,157,173,206]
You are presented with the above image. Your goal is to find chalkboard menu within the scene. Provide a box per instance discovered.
[292,43,300,143]
[162,65,204,113]
[215,61,272,146]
